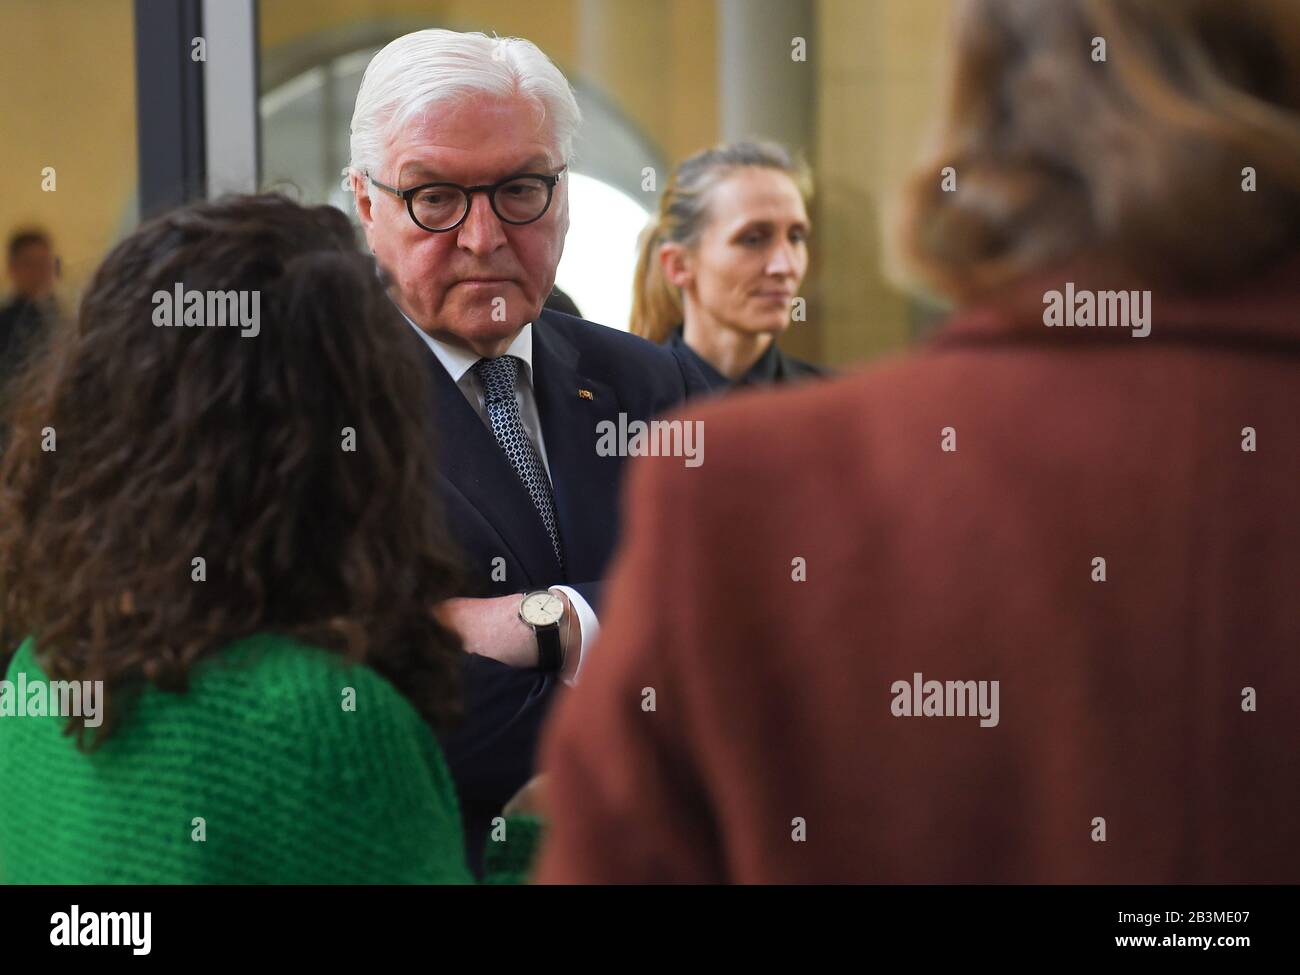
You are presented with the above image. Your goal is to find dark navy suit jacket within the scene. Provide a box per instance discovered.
[411,309,707,870]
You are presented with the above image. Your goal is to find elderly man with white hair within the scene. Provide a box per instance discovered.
[347,29,706,873]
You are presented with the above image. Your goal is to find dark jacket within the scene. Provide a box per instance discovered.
[415,308,708,872]
[667,325,825,394]
[0,297,49,394]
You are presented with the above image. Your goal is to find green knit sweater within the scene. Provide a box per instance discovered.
[0,634,540,883]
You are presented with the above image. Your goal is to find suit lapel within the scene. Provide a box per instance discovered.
[410,324,563,587]
[531,313,623,585]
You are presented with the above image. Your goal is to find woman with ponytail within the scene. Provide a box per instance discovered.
[631,140,824,392]
[0,194,539,883]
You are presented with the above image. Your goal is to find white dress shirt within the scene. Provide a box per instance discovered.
[404,315,599,683]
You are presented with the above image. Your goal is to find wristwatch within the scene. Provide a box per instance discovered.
[518,589,566,673]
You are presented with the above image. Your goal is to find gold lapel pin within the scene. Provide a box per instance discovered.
[577,388,594,400]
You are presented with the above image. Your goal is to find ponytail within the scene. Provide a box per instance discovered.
[630,217,682,344]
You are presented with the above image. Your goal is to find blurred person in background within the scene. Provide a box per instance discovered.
[632,141,825,393]
[0,229,58,402]
[537,0,1300,882]
[0,195,539,883]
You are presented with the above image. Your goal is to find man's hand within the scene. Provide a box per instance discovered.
[435,591,582,678]
[436,595,537,668]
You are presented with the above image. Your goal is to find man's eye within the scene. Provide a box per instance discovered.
[417,190,453,206]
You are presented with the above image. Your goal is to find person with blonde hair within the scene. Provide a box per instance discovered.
[632,141,824,392]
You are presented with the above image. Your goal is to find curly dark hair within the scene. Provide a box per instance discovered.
[0,194,465,743]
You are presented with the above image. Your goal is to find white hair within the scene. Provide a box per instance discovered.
[347,29,582,182]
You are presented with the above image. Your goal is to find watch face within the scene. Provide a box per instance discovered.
[521,590,564,626]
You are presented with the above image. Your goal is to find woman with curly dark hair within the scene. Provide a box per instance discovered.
[0,194,539,883]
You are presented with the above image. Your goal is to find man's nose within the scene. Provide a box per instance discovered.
[455,192,507,255]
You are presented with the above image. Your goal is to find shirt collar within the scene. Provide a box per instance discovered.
[739,339,782,385]
[401,309,536,385]
[670,324,782,389]
[669,326,727,390]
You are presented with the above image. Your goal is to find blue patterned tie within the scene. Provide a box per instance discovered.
[472,355,564,569]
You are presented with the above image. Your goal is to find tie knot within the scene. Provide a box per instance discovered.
[473,354,520,402]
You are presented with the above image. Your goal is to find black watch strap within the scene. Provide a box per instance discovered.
[534,622,562,673]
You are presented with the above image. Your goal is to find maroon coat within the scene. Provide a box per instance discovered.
[536,256,1300,883]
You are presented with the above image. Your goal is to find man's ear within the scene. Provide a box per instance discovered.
[351,171,375,233]
[659,241,693,290]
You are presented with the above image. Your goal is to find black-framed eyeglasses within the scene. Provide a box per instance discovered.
[367,167,566,233]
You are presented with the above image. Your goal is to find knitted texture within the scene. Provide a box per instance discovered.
[0,634,539,883]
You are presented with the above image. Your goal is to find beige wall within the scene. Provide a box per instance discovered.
[0,0,955,364]
[259,0,718,173]
[0,0,137,302]
[810,0,952,365]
